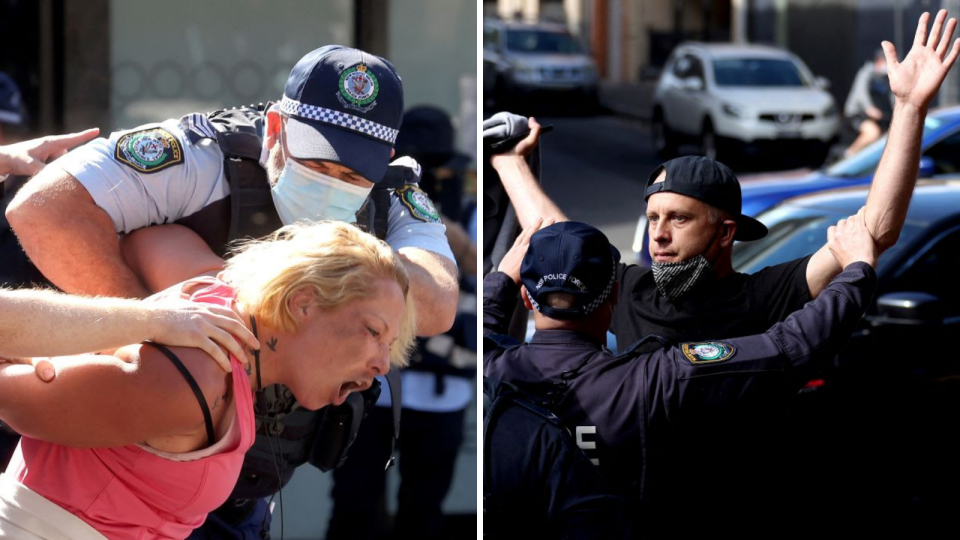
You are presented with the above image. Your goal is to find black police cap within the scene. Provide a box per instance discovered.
[520,222,621,320]
[644,156,768,241]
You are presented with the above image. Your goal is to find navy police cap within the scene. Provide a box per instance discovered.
[644,156,767,241]
[281,45,403,183]
[521,222,621,320]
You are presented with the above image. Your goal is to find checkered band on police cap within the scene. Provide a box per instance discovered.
[280,96,399,145]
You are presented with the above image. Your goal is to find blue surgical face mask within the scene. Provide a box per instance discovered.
[270,158,372,224]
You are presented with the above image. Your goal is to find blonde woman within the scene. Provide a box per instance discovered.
[0,221,415,539]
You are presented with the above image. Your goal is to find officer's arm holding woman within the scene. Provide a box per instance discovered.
[485,10,960,303]
[5,172,458,334]
[5,46,458,337]
[0,129,256,371]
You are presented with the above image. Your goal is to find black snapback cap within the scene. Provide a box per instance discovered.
[644,156,767,241]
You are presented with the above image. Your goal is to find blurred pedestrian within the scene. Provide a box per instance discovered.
[844,48,894,157]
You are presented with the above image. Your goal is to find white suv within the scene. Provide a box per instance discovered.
[651,43,840,164]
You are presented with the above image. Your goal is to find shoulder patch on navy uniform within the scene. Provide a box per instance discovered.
[680,341,736,364]
[397,184,441,223]
[114,128,184,174]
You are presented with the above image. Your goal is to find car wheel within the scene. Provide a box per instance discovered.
[700,119,719,161]
[652,108,675,158]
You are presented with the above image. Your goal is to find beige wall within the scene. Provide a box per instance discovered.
[109,0,352,130]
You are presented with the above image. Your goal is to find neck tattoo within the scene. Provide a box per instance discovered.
[267,337,278,352]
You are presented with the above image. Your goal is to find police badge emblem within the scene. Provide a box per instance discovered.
[338,63,380,113]
[397,185,441,223]
[680,342,736,364]
[114,128,184,174]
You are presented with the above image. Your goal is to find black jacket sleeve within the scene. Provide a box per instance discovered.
[483,272,519,339]
[652,262,877,414]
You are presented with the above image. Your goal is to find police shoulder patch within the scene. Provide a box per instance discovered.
[397,184,441,223]
[680,341,736,364]
[114,128,184,174]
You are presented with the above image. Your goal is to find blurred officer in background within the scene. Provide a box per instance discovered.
[329,105,475,540]
[4,45,459,539]
[484,216,879,538]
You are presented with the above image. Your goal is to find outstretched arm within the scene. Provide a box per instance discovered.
[806,10,960,297]
[485,113,568,228]
[0,289,258,372]
[663,211,879,415]
[0,128,99,178]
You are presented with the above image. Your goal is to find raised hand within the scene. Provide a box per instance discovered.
[883,10,960,110]
[498,217,552,284]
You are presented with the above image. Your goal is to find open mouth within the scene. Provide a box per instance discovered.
[334,380,368,405]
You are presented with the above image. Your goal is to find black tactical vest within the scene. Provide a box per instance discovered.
[177,105,406,501]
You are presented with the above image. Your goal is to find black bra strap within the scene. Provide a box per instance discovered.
[142,341,216,447]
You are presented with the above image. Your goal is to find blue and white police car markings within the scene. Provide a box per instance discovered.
[114,128,184,174]
[397,185,441,223]
[680,341,736,364]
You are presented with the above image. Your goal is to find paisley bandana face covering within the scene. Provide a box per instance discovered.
[651,254,714,301]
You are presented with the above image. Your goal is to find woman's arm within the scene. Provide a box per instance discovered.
[0,289,257,370]
[0,343,229,448]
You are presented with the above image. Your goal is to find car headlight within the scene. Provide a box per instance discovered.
[722,102,745,118]
[822,103,838,117]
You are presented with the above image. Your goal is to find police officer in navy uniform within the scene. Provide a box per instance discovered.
[6,46,459,539]
[484,214,879,538]
[483,377,626,540]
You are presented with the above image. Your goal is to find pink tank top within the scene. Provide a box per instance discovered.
[6,281,256,539]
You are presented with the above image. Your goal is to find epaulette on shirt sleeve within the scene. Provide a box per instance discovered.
[179,112,218,143]
[615,334,671,359]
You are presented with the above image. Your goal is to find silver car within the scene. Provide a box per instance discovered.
[483,19,599,109]
[651,42,840,164]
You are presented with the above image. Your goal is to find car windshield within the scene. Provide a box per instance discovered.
[732,204,923,275]
[505,29,582,54]
[713,58,806,87]
[825,116,942,177]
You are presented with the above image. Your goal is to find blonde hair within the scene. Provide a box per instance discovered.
[221,221,415,367]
